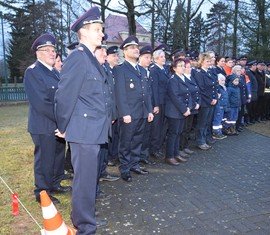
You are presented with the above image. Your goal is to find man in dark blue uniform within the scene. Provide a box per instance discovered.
[94,41,119,196]
[114,36,153,182]
[24,33,71,205]
[138,45,156,164]
[106,46,120,166]
[54,7,110,234]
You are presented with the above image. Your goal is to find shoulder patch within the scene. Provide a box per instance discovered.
[29,63,36,69]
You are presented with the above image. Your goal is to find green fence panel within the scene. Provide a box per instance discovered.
[0,87,27,101]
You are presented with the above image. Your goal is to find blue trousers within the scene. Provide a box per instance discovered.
[108,120,119,160]
[212,104,225,134]
[228,107,239,123]
[70,143,100,235]
[179,114,194,150]
[118,118,146,173]
[150,104,166,153]
[97,143,108,195]
[31,133,65,198]
[196,107,214,145]
[166,117,185,158]
[140,120,151,160]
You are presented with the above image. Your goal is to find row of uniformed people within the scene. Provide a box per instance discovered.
[105,44,221,167]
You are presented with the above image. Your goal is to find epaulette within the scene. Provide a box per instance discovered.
[29,63,36,69]
[196,68,201,72]
[149,64,155,69]
[78,46,84,51]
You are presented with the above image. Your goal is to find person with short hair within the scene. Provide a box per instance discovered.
[149,46,170,159]
[138,45,156,165]
[179,59,201,156]
[54,7,111,233]
[246,61,258,123]
[114,36,153,182]
[165,58,192,165]
[224,76,241,135]
[106,45,120,167]
[224,57,234,76]
[212,73,228,139]
[24,33,71,205]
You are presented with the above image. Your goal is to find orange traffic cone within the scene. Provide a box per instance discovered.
[40,190,76,235]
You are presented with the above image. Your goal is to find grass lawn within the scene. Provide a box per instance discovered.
[0,104,72,234]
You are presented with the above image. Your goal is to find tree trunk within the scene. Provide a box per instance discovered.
[256,0,267,58]
[185,0,191,50]
[124,0,136,35]
[232,0,239,58]
[151,0,155,47]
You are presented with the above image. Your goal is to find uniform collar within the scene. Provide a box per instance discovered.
[155,63,164,70]
[37,59,53,71]
[125,59,138,69]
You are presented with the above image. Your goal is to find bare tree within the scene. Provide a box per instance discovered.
[89,0,152,35]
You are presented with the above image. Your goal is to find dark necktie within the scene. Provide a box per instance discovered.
[135,65,141,76]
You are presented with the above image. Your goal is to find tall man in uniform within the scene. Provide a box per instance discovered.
[24,33,71,204]
[54,7,111,234]
[114,36,153,182]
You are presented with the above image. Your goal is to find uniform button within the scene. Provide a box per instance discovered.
[142,87,144,88]
[84,113,87,117]
[52,86,55,89]
[94,78,97,80]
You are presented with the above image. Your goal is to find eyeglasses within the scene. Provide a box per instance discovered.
[38,49,56,53]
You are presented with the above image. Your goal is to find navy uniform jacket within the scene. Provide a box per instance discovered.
[142,66,154,109]
[55,44,111,144]
[114,61,152,119]
[165,74,192,119]
[255,70,266,96]
[227,83,241,108]
[103,62,117,120]
[149,64,170,107]
[246,69,258,101]
[193,69,218,108]
[227,74,248,105]
[215,66,226,77]
[24,60,59,134]
[218,85,229,109]
[185,73,201,114]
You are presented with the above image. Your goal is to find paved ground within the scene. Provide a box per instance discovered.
[96,128,270,235]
